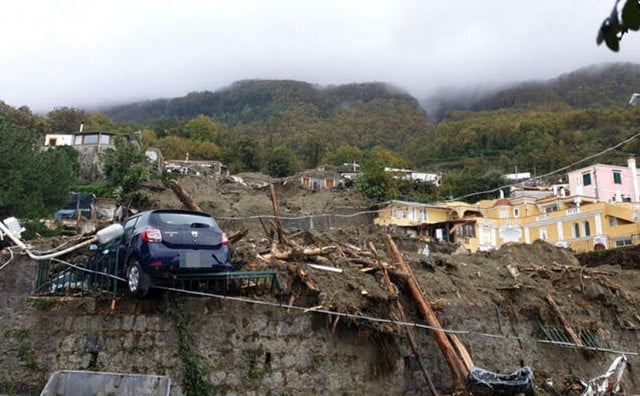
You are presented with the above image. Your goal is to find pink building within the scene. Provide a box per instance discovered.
[567,157,640,203]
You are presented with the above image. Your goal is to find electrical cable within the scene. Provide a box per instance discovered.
[450,130,640,202]
[152,284,639,357]
[40,255,638,357]
[0,246,16,271]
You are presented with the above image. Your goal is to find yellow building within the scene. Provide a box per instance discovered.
[375,194,640,253]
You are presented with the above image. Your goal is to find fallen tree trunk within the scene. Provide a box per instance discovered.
[545,294,583,348]
[169,180,202,212]
[268,182,285,244]
[386,234,469,391]
[369,240,439,396]
[228,229,248,244]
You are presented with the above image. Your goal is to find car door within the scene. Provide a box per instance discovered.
[117,215,140,270]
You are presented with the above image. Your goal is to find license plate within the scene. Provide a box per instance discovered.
[182,252,211,268]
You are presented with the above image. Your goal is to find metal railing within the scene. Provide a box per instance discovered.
[35,245,121,296]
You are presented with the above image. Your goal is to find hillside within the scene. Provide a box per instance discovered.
[1,177,639,394]
[426,62,640,120]
[105,80,422,126]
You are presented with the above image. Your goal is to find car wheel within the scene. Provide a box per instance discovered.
[127,259,150,297]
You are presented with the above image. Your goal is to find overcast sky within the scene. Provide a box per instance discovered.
[3,0,640,113]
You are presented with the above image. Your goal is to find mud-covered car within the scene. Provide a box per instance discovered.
[117,209,233,297]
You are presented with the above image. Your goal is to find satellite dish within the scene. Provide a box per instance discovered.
[630,93,640,106]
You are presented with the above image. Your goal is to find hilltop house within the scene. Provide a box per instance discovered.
[43,126,168,181]
[375,159,640,253]
[300,167,346,190]
[44,127,142,181]
[567,157,640,203]
[384,167,442,186]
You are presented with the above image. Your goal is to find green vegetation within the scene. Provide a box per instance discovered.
[103,137,150,208]
[0,118,76,219]
[3,64,640,212]
[163,295,216,396]
[30,298,60,311]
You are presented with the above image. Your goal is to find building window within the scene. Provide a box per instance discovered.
[83,134,99,144]
[539,228,547,240]
[584,221,591,236]
[499,209,509,219]
[609,216,618,227]
[573,222,580,238]
[455,224,476,238]
[613,171,622,184]
[582,173,592,186]
[74,135,83,145]
[513,208,520,217]
[615,239,632,247]
[99,134,110,144]
[545,205,558,214]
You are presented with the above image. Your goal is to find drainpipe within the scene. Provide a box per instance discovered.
[593,166,599,202]
[629,156,639,202]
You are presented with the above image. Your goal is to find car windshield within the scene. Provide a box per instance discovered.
[154,212,218,228]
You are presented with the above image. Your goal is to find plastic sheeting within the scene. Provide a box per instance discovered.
[465,366,535,395]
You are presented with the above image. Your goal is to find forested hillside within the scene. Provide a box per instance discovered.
[427,62,640,119]
[3,62,640,209]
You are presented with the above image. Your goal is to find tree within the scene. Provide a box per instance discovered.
[301,134,326,169]
[184,114,220,142]
[0,102,43,131]
[224,137,264,173]
[103,137,147,205]
[83,112,116,131]
[322,143,364,166]
[0,119,77,218]
[266,145,300,177]
[598,0,640,51]
[367,146,409,168]
[356,158,397,201]
[440,166,507,203]
[46,107,86,133]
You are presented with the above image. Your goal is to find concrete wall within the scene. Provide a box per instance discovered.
[1,257,638,395]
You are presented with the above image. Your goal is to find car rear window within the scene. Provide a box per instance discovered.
[154,212,218,228]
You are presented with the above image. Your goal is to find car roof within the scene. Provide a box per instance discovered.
[146,209,211,216]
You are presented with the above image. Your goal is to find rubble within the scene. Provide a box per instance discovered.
[11,173,640,393]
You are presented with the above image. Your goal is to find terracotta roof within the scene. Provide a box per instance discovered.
[493,198,512,207]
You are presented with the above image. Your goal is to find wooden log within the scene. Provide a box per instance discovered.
[228,229,248,244]
[386,234,468,390]
[258,217,274,240]
[302,246,337,256]
[370,240,438,396]
[448,333,474,372]
[348,257,377,267]
[545,294,583,347]
[169,180,202,212]
[268,182,285,244]
[368,241,393,293]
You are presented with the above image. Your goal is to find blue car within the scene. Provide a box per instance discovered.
[117,209,233,297]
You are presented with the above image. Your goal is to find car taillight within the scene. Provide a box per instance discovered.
[141,228,162,242]
[221,232,229,246]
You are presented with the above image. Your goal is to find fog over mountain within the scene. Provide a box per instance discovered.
[2,1,640,113]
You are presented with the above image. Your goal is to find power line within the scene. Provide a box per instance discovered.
[32,256,639,357]
[451,130,640,202]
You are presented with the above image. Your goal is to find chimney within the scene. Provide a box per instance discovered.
[79,122,84,132]
[629,156,639,202]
